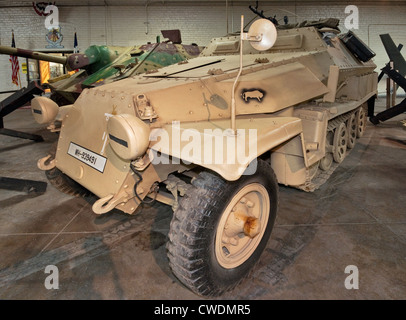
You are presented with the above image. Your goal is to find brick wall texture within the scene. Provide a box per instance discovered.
[0,2,405,99]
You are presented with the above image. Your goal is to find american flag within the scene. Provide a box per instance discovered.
[9,31,20,86]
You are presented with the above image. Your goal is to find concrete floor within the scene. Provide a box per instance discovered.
[0,99,405,300]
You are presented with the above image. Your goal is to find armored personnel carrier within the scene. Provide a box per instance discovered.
[31,17,377,296]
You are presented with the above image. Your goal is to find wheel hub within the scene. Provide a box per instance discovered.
[223,198,261,241]
[215,184,270,269]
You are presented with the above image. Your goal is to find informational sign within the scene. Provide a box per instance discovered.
[21,62,28,74]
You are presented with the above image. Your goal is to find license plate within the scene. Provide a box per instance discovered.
[67,142,107,173]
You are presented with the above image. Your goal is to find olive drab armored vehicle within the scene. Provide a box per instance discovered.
[31,16,377,296]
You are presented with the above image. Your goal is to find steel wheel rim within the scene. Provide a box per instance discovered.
[215,183,270,269]
[333,122,347,163]
[347,114,357,149]
[357,108,366,138]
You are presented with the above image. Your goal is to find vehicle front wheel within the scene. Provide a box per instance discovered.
[167,160,278,296]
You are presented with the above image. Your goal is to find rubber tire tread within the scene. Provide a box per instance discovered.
[167,160,278,297]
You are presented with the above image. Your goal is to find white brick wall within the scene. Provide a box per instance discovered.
[1,2,405,101]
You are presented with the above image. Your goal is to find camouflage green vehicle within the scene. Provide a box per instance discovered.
[31,17,377,296]
[1,29,202,106]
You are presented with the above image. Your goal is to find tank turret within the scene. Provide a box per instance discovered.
[0,30,203,106]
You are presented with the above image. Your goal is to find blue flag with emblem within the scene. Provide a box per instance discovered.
[73,32,79,53]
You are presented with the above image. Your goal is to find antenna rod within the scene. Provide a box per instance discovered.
[226,0,229,35]
[231,15,244,135]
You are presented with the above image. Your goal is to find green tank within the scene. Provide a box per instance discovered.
[0,30,203,106]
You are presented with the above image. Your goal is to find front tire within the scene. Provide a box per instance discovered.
[167,160,278,296]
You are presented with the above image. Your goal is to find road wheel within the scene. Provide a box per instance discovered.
[167,160,278,296]
[356,106,367,138]
[333,122,348,163]
[320,131,334,171]
[320,153,333,171]
[347,113,357,149]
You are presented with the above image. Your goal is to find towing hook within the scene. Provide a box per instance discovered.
[92,194,115,215]
[37,154,56,171]
[92,191,129,215]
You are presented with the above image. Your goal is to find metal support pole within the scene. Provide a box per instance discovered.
[386,76,391,109]
[390,61,395,108]
[231,15,244,135]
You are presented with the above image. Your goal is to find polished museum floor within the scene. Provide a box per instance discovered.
[0,98,405,300]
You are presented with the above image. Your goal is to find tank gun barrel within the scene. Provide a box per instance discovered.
[0,45,68,65]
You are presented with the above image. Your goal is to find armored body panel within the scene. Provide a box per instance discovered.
[51,25,376,200]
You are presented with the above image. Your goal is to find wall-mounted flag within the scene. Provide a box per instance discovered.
[9,31,20,87]
[74,32,79,53]
[32,2,56,16]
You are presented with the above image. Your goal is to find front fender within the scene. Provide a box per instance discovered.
[149,116,303,181]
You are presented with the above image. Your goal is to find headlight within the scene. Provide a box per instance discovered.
[107,114,150,160]
[31,96,59,124]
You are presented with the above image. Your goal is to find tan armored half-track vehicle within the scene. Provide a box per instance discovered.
[32,17,377,296]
